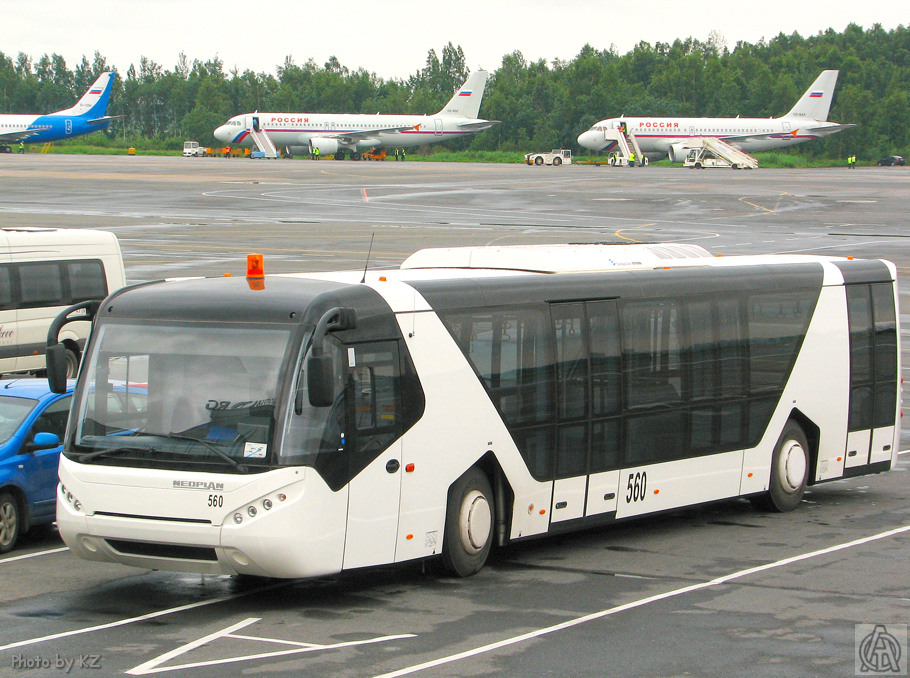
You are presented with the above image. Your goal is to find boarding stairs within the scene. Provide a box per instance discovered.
[248,126,279,158]
[684,137,758,169]
[603,127,646,166]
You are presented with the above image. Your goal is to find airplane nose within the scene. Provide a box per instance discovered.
[577,131,596,150]
[213,125,228,142]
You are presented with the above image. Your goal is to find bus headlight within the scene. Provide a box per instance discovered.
[233,513,243,524]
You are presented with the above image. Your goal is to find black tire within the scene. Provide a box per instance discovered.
[755,421,810,512]
[441,468,494,577]
[334,152,344,160]
[64,347,79,378]
[642,157,649,166]
[0,492,20,554]
[553,157,562,166]
[352,152,362,161]
[534,156,543,166]
[694,162,703,169]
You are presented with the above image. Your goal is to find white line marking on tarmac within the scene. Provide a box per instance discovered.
[0,580,292,653]
[0,546,68,564]
[127,617,415,675]
[371,524,910,678]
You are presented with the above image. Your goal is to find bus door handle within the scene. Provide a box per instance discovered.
[386,459,400,474]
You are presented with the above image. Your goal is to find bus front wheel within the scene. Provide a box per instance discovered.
[441,468,494,577]
[757,421,809,512]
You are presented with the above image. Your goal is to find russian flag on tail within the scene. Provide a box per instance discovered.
[458,90,472,97]
[809,91,823,98]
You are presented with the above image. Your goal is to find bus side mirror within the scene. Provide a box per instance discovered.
[46,344,68,394]
[306,353,336,407]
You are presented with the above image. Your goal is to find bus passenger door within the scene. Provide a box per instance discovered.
[342,342,403,570]
[845,283,898,469]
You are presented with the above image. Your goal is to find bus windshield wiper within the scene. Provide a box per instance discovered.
[75,445,156,462]
[167,432,249,474]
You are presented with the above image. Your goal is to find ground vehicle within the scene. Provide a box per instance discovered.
[525,149,572,166]
[47,243,900,579]
[182,141,206,157]
[0,228,126,378]
[0,378,74,552]
[877,155,905,166]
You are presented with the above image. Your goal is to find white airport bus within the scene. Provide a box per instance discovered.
[48,244,900,579]
[1,227,125,377]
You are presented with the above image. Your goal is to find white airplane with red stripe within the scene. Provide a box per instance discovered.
[213,70,497,160]
[577,70,854,162]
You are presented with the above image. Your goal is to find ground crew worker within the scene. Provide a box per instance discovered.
[313,146,320,161]
[394,148,400,161]
[17,141,24,153]
[629,151,636,167]
[400,147,406,161]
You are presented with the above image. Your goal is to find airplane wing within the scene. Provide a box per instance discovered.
[328,124,417,142]
[0,129,39,143]
[719,122,857,143]
[457,120,500,131]
[87,114,126,125]
[803,123,857,133]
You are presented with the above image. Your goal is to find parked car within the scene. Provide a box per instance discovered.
[877,155,905,166]
[0,378,74,552]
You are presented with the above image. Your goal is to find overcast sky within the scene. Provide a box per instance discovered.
[3,0,907,80]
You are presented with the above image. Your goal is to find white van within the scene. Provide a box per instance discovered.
[0,228,126,377]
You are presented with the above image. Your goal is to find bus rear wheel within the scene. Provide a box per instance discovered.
[441,468,494,577]
[757,421,809,512]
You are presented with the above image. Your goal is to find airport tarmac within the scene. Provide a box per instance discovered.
[0,155,908,677]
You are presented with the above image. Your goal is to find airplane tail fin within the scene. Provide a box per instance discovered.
[784,70,839,121]
[55,72,115,118]
[436,70,489,119]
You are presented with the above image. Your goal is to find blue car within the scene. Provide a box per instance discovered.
[0,378,74,553]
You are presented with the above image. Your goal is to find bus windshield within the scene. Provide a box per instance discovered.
[67,322,293,473]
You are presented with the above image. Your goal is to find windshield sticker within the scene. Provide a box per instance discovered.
[244,442,267,459]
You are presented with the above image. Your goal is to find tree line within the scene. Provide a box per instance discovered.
[0,24,907,159]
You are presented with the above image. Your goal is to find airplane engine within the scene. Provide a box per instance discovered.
[309,137,339,156]
[668,143,693,163]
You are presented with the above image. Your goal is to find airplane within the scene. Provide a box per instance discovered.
[213,70,498,160]
[0,72,121,153]
[577,70,854,163]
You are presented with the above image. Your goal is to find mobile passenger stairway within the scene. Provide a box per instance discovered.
[247,126,279,159]
[682,137,758,170]
[603,126,646,167]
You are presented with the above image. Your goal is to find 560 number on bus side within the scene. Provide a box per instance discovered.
[626,472,647,503]
[207,494,224,508]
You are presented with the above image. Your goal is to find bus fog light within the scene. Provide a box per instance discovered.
[81,537,98,553]
[247,506,257,517]
[262,499,272,510]
[277,493,286,502]
[233,513,243,524]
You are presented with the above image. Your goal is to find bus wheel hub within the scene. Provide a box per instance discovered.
[460,491,492,553]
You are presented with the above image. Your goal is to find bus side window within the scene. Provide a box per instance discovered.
[0,266,11,308]
[67,260,107,302]
[17,263,64,308]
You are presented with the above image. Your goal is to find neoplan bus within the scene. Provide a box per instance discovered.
[1,228,125,378]
[46,244,900,579]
